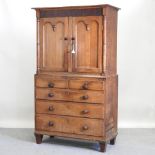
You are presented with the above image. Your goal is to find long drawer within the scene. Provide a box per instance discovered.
[36,114,104,136]
[36,88,104,104]
[36,100,104,119]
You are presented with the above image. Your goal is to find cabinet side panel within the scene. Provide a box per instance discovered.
[104,76,118,141]
[103,7,118,75]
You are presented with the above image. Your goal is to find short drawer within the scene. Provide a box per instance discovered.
[36,88,104,104]
[36,100,104,119]
[35,76,68,89]
[69,79,104,90]
[36,114,104,136]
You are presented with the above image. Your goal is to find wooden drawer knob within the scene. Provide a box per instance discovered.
[82,125,89,130]
[48,106,54,111]
[81,95,89,100]
[48,83,54,88]
[48,121,54,127]
[82,82,88,90]
[81,109,89,114]
[48,93,54,97]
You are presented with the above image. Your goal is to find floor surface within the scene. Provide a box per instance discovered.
[0,128,154,155]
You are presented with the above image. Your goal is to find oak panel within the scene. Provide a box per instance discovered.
[40,17,68,72]
[72,16,102,73]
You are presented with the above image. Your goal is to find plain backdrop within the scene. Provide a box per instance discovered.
[0,0,155,128]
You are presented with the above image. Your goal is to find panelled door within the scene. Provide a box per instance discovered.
[39,17,68,72]
[39,16,102,73]
[72,16,103,73]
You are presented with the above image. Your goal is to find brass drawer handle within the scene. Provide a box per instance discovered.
[48,106,54,111]
[48,121,54,127]
[48,83,54,88]
[82,82,88,90]
[81,109,89,114]
[81,95,89,100]
[82,125,89,130]
[48,93,54,97]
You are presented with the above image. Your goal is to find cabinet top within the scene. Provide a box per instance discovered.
[32,4,120,11]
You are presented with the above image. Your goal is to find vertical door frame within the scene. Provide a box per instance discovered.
[67,17,73,72]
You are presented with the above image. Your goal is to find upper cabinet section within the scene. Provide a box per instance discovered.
[34,5,119,75]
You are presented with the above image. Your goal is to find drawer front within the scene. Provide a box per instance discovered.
[69,79,104,90]
[36,100,104,119]
[36,88,104,104]
[36,114,104,136]
[36,76,68,89]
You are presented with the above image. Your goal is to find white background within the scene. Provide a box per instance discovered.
[0,0,155,128]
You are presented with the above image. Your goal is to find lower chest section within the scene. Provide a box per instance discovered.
[35,75,105,140]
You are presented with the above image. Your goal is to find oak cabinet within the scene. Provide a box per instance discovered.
[33,4,119,152]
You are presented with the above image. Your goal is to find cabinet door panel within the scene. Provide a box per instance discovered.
[72,16,102,73]
[40,17,68,72]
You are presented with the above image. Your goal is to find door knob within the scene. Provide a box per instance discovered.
[64,37,68,40]
[48,83,54,88]
[81,109,89,114]
[48,121,54,127]
[48,106,54,111]
[81,95,89,100]
[82,125,89,130]
[48,93,54,97]
[82,82,88,90]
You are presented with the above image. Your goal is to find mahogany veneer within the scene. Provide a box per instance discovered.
[33,4,119,152]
